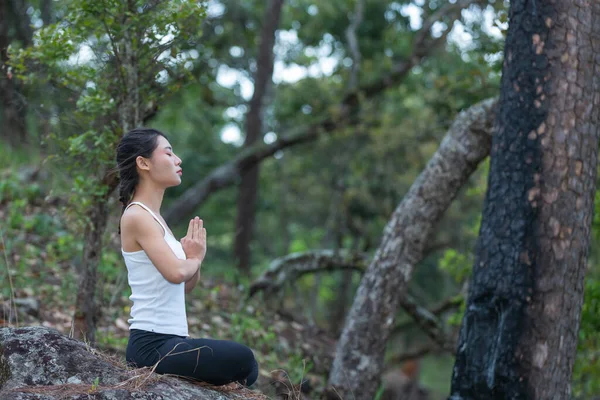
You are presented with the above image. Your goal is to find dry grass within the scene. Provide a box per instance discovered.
[0,227,19,328]
[268,360,311,400]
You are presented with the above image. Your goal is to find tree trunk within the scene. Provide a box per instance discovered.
[449,1,600,399]
[72,199,109,343]
[234,0,284,274]
[277,158,291,255]
[325,98,497,400]
[0,0,28,147]
[40,0,53,26]
[72,1,140,343]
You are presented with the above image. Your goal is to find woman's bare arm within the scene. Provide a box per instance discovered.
[122,210,200,284]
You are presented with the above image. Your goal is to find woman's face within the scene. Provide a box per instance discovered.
[138,135,183,187]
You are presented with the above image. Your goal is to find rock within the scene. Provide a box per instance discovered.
[0,326,263,400]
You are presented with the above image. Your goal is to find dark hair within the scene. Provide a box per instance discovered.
[116,128,168,232]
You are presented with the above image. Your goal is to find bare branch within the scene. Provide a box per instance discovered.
[397,294,455,352]
[248,250,368,298]
[393,295,463,335]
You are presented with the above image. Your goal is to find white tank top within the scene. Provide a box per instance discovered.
[121,201,189,337]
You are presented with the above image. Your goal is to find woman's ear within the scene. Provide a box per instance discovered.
[136,156,151,171]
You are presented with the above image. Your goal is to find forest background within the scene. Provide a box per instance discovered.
[2,0,600,399]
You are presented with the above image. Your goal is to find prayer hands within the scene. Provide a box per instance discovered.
[181,217,206,262]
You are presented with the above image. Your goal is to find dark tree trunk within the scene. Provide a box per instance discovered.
[277,158,291,255]
[8,0,33,45]
[449,1,600,399]
[0,0,29,147]
[40,0,53,26]
[73,198,109,344]
[325,98,497,400]
[234,0,284,274]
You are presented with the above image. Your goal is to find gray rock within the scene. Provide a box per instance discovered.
[0,327,259,400]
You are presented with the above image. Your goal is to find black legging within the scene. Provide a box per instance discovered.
[125,329,259,386]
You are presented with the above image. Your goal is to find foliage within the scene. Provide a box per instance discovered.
[8,0,207,232]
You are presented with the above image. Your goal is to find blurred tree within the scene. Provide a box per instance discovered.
[0,0,32,147]
[234,0,285,275]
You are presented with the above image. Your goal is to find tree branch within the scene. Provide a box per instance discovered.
[393,295,463,335]
[248,249,368,298]
[248,248,458,352]
[163,0,477,225]
[397,294,455,352]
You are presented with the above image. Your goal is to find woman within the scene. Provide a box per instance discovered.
[116,127,258,387]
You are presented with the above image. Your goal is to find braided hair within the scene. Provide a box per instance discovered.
[115,128,168,233]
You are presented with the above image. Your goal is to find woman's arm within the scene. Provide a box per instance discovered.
[122,210,201,284]
[184,269,200,294]
[181,216,206,294]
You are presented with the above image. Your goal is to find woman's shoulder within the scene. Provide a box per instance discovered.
[121,205,157,234]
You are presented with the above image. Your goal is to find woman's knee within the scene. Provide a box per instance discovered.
[231,343,256,373]
[234,344,258,386]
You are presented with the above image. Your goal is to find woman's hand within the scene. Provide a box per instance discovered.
[181,216,207,262]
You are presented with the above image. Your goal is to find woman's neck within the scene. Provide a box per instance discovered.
[131,182,165,214]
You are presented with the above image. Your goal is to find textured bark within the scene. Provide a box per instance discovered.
[72,199,109,344]
[449,1,600,399]
[234,0,284,274]
[163,0,474,226]
[325,98,497,400]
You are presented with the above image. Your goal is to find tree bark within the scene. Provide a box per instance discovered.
[163,0,474,226]
[234,0,284,274]
[449,1,600,399]
[72,198,109,344]
[325,97,497,400]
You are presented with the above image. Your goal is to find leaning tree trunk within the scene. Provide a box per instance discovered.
[234,0,284,274]
[449,1,600,399]
[325,98,497,400]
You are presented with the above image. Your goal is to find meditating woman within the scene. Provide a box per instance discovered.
[116,127,258,387]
